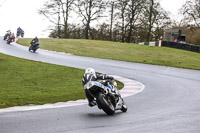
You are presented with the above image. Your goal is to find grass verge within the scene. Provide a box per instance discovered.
[0,53,123,108]
[17,38,200,70]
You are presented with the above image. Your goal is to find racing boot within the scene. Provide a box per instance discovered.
[88,100,96,107]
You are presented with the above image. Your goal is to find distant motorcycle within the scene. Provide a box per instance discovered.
[17,30,24,38]
[84,79,127,115]
[6,33,15,44]
[16,27,24,38]
[29,43,40,52]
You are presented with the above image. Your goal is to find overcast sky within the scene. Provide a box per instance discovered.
[0,0,187,38]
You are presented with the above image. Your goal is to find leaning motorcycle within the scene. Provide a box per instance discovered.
[17,31,24,38]
[84,79,127,115]
[6,34,15,44]
[29,43,39,52]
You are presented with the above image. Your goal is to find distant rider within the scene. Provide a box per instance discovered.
[30,36,39,46]
[4,30,11,40]
[17,27,24,37]
[10,33,15,42]
[82,68,114,107]
[17,27,21,36]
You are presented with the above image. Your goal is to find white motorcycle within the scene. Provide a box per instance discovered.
[84,80,127,115]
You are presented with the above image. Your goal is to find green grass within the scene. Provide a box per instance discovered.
[17,38,200,70]
[0,53,123,108]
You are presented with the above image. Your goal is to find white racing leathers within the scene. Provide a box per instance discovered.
[83,78,127,115]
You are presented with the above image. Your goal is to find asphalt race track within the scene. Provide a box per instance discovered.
[0,37,200,133]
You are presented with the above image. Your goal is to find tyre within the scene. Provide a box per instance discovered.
[96,92,115,115]
[7,40,10,44]
[32,47,36,52]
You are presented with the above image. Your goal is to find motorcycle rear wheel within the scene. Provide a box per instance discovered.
[96,92,115,115]
[7,40,11,44]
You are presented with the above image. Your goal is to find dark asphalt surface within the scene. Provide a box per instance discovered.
[0,37,200,133]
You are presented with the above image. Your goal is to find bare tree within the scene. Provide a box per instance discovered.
[146,0,155,42]
[39,0,62,38]
[109,0,115,41]
[57,0,61,38]
[139,0,161,41]
[39,0,75,38]
[180,0,200,27]
[126,0,144,43]
[60,0,75,38]
[116,0,129,42]
[76,0,107,39]
[153,7,171,40]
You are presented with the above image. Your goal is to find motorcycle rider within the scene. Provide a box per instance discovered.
[17,27,21,36]
[4,30,11,40]
[30,36,39,46]
[17,27,24,37]
[10,33,15,42]
[82,68,114,107]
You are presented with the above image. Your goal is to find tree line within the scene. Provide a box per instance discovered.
[178,0,200,45]
[39,0,200,45]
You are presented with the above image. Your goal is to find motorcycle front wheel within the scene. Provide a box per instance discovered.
[96,92,115,115]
